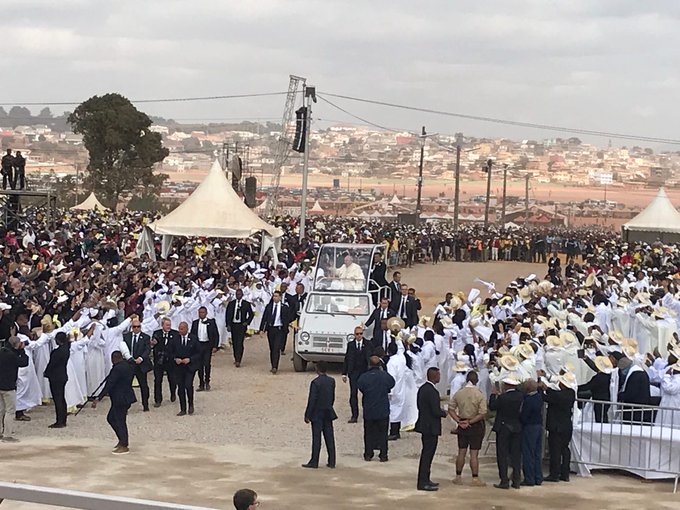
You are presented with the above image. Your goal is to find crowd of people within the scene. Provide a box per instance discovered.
[0,205,679,492]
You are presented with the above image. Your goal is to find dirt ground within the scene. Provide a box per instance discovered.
[2,260,679,509]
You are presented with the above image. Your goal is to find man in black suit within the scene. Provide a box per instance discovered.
[286,282,307,355]
[415,367,447,491]
[388,271,402,310]
[390,284,418,328]
[369,252,388,305]
[151,318,178,407]
[44,331,70,428]
[542,375,576,482]
[489,374,524,489]
[167,321,201,416]
[357,356,395,462]
[94,350,136,455]
[226,289,254,367]
[618,357,652,423]
[302,361,337,469]
[122,318,152,411]
[191,306,219,391]
[342,326,372,423]
[366,297,394,345]
[259,291,291,374]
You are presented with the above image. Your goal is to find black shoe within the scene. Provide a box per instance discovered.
[170,395,176,403]
[197,386,205,392]
[417,485,438,492]
[235,362,241,368]
[48,423,66,429]
[206,384,211,391]
[301,463,318,469]
[326,464,336,469]
[348,417,358,424]
[512,483,520,489]
[143,406,150,412]
[379,456,388,463]
[363,454,372,462]
[493,483,510,490]
[153,402,162,408]
[281,350,286,355]
[188,406,194,415]
[521,481,535,487]
[560,476,570,482]
[428,481,439,487]
[387,434,400,441]
[543,476,560,482]
[177,411,187,416]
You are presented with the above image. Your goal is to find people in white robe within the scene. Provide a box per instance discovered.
[655,362,680,428]
[386,340,418,439]
[333,255,365,291]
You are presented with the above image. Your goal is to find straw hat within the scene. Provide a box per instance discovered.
[637,293,652,306]
[499,354,520,371]
[585,272,597,287]
[450,296,463,310]
[419,315,432,328]
[519,286,532,302]
[155,300,171,314]
[453,360,469,373]
[608,330,624,345]
[668,344,680,361]
[594,355,614,374]
[559,330,578,347]
[622,344,638,359]
[622,337,639,351]
[501,372,521,386]
[516,342,534,359]
[546,335,564,349]
[558,371,577,389]
[40,315,55,333]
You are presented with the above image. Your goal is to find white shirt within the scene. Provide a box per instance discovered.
[197,320,209,342]
[233,300,242,323]
[379,307,389,320]
[398,296,407,318]
[272,303,282,327]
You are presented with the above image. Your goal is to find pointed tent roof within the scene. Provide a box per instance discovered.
[151,160,280,238]
[389,194,401,205]
[309,200,324,213]
[623,188,680,233]
[71,192,109,211]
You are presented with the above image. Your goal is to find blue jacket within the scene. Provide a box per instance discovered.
[520,391,543,426]
[357,367,395,420]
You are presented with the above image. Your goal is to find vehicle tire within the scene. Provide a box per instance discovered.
[293,352,308,372]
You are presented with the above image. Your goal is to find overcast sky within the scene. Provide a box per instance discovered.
[4,0,680,147]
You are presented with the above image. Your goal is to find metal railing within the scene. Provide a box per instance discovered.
[573,398,680,493]
[0,482,218,510]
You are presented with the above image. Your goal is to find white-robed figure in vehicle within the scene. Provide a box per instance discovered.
[655,362,680,428]
[386,339,418,439]
[333,255,365,291]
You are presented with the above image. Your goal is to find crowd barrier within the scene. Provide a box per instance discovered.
[572,398,680,493]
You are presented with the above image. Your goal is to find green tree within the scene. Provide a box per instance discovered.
[68,93,169,204]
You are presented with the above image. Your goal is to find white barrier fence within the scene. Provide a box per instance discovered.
[572,398,680,493]
[0,482,218,510]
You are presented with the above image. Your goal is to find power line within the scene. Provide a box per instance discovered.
[318,92,680,145]
[0,92,288,107]
[317,95,413,134]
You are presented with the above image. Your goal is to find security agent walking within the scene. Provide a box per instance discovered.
[191,307,219,391]
[226,289,254,367]
[0,336,29,442]
[166,321,201,416]
[415,367,447,491]
[342,326,372,423]
[44,332,70,428]
[541,373,576,482]
[122,318,152,411]
[302,361,337,469]
[357,356,395,462]
[259,291,292,374]
[93,351,136,455]
[151,318,178,406]
[489,373,524,489]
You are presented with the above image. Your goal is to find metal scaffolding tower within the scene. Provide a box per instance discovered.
[264,75,305,217]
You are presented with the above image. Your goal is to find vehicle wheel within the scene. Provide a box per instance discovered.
[293,352,308,372]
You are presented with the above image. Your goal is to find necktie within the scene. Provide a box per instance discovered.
[357,341,362,351]
[133,334,137,354]
[399,297,406,318]
[384,331,389,350]
[164,332,168,344]
[272,304,278,323]
[236,301,241,322]
[183,336,186,347]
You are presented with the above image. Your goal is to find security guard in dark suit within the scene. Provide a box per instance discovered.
[302,361,337,469]
[122,318,152,411]
[415,367,447,491]
[489,374,524,489]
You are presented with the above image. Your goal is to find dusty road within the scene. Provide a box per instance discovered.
[1,260,678,509]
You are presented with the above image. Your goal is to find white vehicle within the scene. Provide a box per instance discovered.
[293,243,389,372]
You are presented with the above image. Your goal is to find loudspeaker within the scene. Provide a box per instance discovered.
[244,176,257,208]
[292,106,308,153]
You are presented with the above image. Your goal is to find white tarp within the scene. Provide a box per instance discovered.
[623,188,680,233]
[151,159,281,239]
[71,192,109,211]
[135,225,157,261]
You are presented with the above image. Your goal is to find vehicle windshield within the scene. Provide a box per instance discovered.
[312,245,376,292]
[306,293,370,316]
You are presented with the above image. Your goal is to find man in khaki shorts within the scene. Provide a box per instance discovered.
[448,371,487,486]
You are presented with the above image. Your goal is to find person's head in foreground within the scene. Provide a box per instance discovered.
[233,488,259,510]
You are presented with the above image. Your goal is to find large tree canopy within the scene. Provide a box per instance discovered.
[68,93,168,203]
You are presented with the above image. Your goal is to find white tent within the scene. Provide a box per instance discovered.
[309,200,324,214]
[151,160,280,238]
[71,192,109,211]
[622,188,680,243]
[389,194,402,205]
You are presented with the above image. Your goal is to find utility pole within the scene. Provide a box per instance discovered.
[74,162,79,205]
[501,164,508,225]
[453,133,462,230]
[299,84,315,243]
[416,126,426,214]
[524,174,530,229]
[483,158,493,227]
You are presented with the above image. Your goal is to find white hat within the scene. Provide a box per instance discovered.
[0,303,11,311]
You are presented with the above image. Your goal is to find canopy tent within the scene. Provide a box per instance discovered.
[71,192,109,211]
[141,160,281,262]
[151,160,281,238]
[622,188,680,243]
[309,200,324,214]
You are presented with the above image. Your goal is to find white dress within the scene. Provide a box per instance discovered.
[65,338,88,409]
[16,337,43,411]
[656,373,680,428]
[85,325,108,395]
[386,350,418,429]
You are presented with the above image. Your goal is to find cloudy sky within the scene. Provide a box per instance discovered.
[4,0,680,147]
